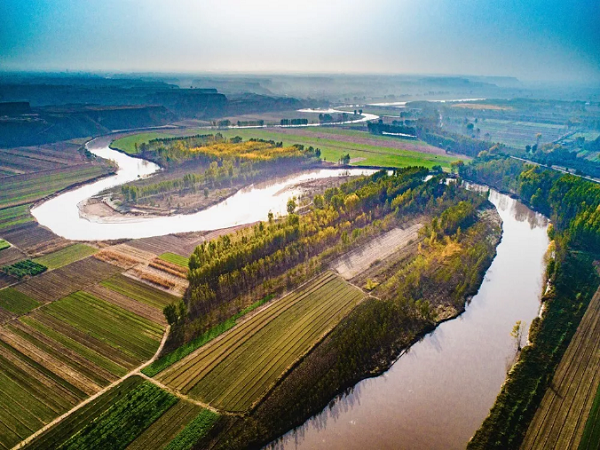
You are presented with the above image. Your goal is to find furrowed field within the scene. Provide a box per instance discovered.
[33,244,98,270]
[159,252,189,268]
[521,287,600,450]
[158,271,364,412]
[24,376,219,450]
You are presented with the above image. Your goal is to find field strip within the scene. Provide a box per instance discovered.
[11,325,170,450]
[521,286,600,450]
[333,224,422,279]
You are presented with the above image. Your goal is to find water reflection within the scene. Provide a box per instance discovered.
[271,189,549,450]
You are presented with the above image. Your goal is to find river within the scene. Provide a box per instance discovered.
[270,189,549,450]
[30,138,377,241]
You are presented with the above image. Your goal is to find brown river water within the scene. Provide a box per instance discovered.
[270,189,549,450]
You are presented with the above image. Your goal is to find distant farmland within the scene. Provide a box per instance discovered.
[158,271,364,412]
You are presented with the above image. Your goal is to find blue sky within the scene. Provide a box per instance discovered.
[1,0,598,82]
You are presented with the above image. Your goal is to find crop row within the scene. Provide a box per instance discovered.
[100,274,179,310]
[521,288,600,449]
[159,272,363,411]
[33,244,98,270]
[0,288,40,315]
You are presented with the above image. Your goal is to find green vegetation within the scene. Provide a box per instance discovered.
[219,128,459,169]
[100,274,179,310]
[2,260,47,279]
[463,156,600,449]
[0,204,33,230]
[0,239,10,251]
[59,381,177,450]
[23,376,144,450]
[164,409,219,450]
[580,382,600,450]
[159,252,189,268]
[0,165,113,209]
[158,272,363,412]
[127,401,202,450]
[111,132,172,154]
[33,244,98,270]
[44,291,164,362]
[0,288,40,314]
[143,294,272,377]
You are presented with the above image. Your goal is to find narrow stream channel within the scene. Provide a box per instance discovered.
[270,190,549,450]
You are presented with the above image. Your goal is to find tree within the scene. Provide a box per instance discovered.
[341,153,351,165]
[450,160,465,174]
[511,320,524,351]
[163,303,178,325]
[268,211,274,223]
[313,195,324,209]
[287,198,297,215]
[315,148,321,158]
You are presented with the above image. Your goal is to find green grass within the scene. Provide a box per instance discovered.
[44,291,164,363]
[0,240,10,251]
[100,274,179,310]
[2,260,47,279]
[159,252,189,268]
[60,381,177,450]
[143,294,273,377]
[127,401,202,450]
[218,128,459,169]
[111,132,172,155]
[32,244,98,270]
[579,381,600,449]
[0,204,33,230]
[158,273,363,412]
[0,288,40,314]
[164,409,219,450]
[23,376,145,450]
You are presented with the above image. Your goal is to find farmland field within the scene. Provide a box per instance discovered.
[0,165,113,209]
[521,287,600,449]
[0,204,34,231]
[14,257,121,303]
[162,408,219,450]
[159,252,189,268]
[33,244,97,270]
[0,223,68,255]
[111,132,173,154]
[58,381,176,450]
[0,240,9,252]
[158,271,364,412]
[1,260,47,279]
[100,274,180,310]
[0,288,40,314]
[22,376,144,450]
[218,128,460,169]
[0,246,25,267]
[443,118,568,150]
[579,382,600,450]
[127,400,202,450]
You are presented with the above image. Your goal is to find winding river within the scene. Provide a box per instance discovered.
[31,127,549,449]
[30,137,377,241]
[270,189,549,450]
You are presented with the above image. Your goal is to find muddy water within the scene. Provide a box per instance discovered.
[31,137,376,241]
[271,190,549,450]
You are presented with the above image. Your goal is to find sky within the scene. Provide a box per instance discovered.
[1,0,599,83]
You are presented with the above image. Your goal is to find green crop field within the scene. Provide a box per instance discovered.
[127,401,208,450]
[33,244,98,270]
[59,381,177,450]
[23,376,144,450]
[0,288,39,314]
[579,382,600,450]
[158,271,363,412]
[0,166,112,209]
[0,240,10,252]
[100,274,179,310]
[111,132,172,155]
[0,204,34,231]
[159,252,189,268]
[2,260,47,279]
[219,128,459,169]
[43,291,164,363]
[163,408,219,450]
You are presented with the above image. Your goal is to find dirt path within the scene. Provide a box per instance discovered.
[11,326,171,450]
[521,286,600,450]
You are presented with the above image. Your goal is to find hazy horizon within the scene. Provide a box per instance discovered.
[1,0,599,84]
